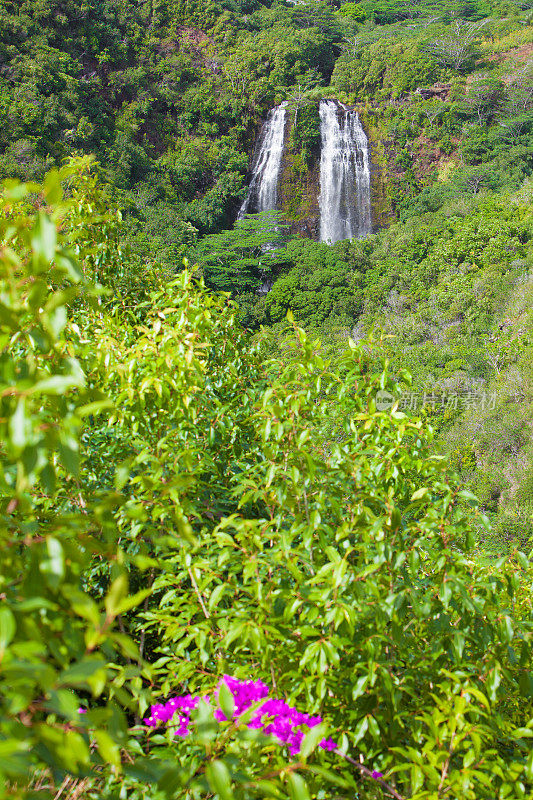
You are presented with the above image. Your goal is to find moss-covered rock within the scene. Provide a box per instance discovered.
[358,106,395,230]
[279,102,321,239]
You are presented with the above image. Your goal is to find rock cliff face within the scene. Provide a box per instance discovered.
[414,83,451,100]
[279,107,321,240]
[279,152,322,239]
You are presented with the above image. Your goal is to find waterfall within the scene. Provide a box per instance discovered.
[238,99,372,244]
[319,100,372,244]
[239,102,287,218]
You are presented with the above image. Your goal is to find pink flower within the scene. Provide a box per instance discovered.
[319,738,337,751]
[143,677,338,757]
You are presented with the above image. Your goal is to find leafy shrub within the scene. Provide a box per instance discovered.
[0,160,153,794]
[2,163,532,800]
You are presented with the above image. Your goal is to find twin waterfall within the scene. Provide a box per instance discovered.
[240,99,372,243]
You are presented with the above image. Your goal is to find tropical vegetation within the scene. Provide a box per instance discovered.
[1,0,533,798]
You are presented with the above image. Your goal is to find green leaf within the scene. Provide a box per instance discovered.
[94,730,121,770]
[411,488,429,501]
[45,305,67,339]
[287,772,311,800]
[43,169,63,205]
[308,765,350,789]
[40,537,65,588]
[0,608,16,653]
[195,699,218,744]
[65,590,100,626]
[525,749,533,781]
[411,764,424,793]
[351,674,368,701]
[501,615,514,643]
[114,460,131,491]
[9,400,31,451]
[65,730,91,767]
[58,436,80,477]
[458,490,479,507]
[253,781,285,798]
[60,659,107,687]
[206,760,234,800]
[45,689,81,719]
[56,252,83,283]
[300,723,327,759]
[32,212,57,265]
[31,374,85,396]
[439,580,452,607]
[218,681,235,720]
[486,665,502,702]
[41,463,57,494]
[208,583,227,612]
[513,728,533,739]
[78,399,113,418]
[353,716,369,746]
[116,588,153,615]
[0,739,31,778]
[105,574,128,618]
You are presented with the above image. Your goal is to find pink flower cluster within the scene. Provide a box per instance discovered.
[144,676,337,756]
[144,693,201,737]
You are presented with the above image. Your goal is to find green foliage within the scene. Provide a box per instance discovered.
[0,0,318,264]
[3,164,533,800]
[3,3,533,797]
[461,74,507,121]
[142,322,533,799]
[190,211,290,303]
[332,38,444,99]
[290,103,321,168]
[345,0,493,24]
[265,237,362,329]
[0,160,153,793]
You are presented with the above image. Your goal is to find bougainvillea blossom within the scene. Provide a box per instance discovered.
[144,676,338,755]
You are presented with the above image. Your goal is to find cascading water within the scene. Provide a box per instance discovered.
[239,102,287,217]
[319,100,372,244]
[239,99,372,245]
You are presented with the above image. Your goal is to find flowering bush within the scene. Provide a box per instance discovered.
[1,167,532,800]
[144,676,338,755]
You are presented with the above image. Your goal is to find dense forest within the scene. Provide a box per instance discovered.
[1,0,533,798]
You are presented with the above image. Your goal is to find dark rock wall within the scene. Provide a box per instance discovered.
[278,103,321,240]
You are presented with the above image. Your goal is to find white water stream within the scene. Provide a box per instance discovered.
[239,99,372,244]
[238,102,288,217]
[318,100,372,243]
